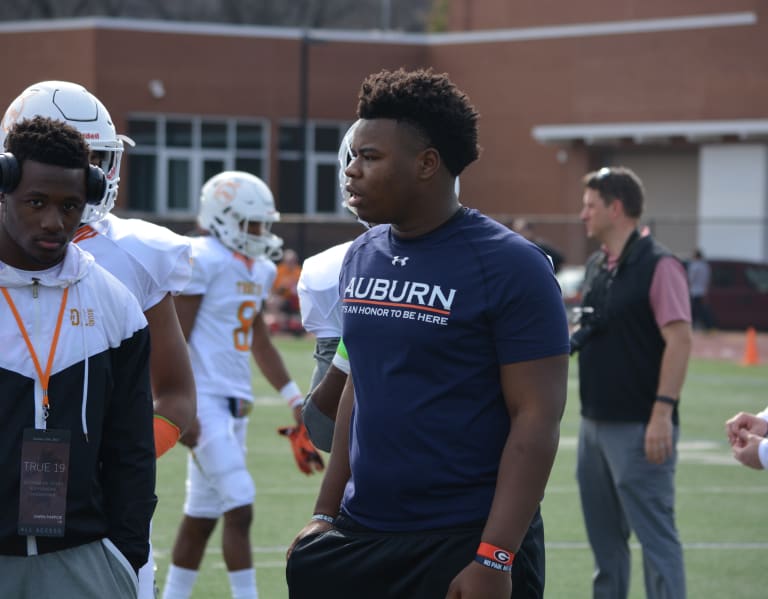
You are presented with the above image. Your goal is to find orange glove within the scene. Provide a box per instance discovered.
[277,423,325,475]
[154,414,181,458]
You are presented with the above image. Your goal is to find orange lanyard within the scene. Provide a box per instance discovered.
[1,286,69,421]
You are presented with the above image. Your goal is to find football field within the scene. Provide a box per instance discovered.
[153,335,768,598]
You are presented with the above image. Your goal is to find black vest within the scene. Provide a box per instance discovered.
[577,232,680,424]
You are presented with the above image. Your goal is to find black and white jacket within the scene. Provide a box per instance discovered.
[0,243,156,572]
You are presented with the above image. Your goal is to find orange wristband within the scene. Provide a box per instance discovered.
[153,414,181,458]
[475,542,514,572]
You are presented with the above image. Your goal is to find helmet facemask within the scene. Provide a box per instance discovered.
[338,120,374,228]
[81,141,124,223]
[199,171,283,260]
[338,120,359,217]
[241,217,283,261]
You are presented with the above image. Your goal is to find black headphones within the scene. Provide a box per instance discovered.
[0,152,106,205]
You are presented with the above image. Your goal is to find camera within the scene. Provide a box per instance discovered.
[569,323,595,355]
[569,306,600,355]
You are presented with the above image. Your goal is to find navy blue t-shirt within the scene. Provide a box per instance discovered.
[339,207,570,531]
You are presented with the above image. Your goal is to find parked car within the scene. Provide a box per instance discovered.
[556,264,585,302]
[706,260,768,331]
[556,265,586,325]
[558,259,768,332]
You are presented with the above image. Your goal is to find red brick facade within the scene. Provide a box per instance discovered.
[0,3,765,262]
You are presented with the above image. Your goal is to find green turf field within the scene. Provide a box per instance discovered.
[153,336,768,598]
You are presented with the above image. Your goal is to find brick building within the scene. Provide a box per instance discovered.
[0,1,765,263]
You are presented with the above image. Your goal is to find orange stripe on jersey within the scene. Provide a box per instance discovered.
[72,225,99,244]
[342,298,451,316]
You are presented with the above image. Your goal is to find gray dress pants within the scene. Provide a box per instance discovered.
[576,418,686,599]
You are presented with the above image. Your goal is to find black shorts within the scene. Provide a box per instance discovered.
[286,508,545,599]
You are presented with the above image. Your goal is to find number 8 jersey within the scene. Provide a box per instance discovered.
[182,235,276,401]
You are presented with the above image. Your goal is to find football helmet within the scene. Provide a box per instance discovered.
[0,80,127,223]
[198,171,283,260]
[337,119,360,214]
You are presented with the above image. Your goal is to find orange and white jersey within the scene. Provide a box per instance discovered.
[297,241,352,339]
[183,235,276,400]
[73,213,192,312]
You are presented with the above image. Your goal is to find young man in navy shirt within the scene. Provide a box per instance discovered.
[287,68,570,599]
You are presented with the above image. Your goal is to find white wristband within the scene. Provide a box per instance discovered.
[311,513,335,525]
[331,352,351,375]
[280,381,303,408]
[758,439,768,470]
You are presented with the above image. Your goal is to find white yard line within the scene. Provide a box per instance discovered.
[558,436,738,465]
[152,540,768,568]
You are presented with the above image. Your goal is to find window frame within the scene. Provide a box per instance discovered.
[124,114,269,217]
[278,120,353,215]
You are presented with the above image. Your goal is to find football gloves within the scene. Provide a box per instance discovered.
[277,423,325,475]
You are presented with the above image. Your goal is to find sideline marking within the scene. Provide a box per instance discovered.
[152,540,768,568]
[558,436,738,465]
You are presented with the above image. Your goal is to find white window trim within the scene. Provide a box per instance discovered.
[126,114,269,216]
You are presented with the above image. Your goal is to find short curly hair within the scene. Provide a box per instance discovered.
[357,68,480,176]
[5,116,90,172]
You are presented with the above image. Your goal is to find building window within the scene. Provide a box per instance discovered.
[126,154,155,212]
[277,121,352,215]
[125,116,268,216]
[236,123,264,150]
[166,120,192,148]
[201,122,227,149]
[167,159,190,210]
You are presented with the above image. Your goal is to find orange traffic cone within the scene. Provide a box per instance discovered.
[742,326,760,366]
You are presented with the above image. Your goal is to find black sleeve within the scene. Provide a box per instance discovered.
[101,326,157,572]
[536,242,565,273]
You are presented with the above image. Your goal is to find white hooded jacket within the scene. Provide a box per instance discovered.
[0,243,156,572]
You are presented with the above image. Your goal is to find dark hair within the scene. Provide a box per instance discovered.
[5,116,90,172]
[357,68,480,176]
[583,166,644,218]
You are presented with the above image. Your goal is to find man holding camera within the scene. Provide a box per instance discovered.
[572,166,692,599]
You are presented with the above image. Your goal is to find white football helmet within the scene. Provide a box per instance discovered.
[0,80,127,223]
[198,171,283,260]
[337,119,360,214]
